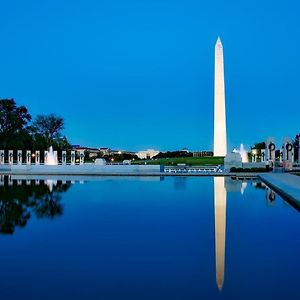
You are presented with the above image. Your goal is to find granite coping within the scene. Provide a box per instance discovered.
[259,173,300,207]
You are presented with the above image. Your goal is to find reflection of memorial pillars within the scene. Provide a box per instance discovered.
[17,179,22,186]
[8,150,13,165]
[35,179,40,185]
[17,150,22,164]
[8,176,13,186]
[71,151,75,165]
[79,151,84,165]
[0,175,4,186]
[62,151,67,165]
[35,151,40,165]
[0,150,4,164]
[266,187,276,206]
[26,150,31,165]
[261,149,265,162]
[44,151,48,165]
[214,177,227,291]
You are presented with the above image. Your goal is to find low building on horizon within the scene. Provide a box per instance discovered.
[136,149,160,160]
[193,151,214,157]
[72,145,100,158]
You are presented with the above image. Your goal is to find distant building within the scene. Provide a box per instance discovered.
[99,148,111,155]
[193,151,213,157]
[72,146,100,158]
[136,149,160,159]
[99,148,136,156]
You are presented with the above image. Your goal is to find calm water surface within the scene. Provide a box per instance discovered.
[0,176,299,300]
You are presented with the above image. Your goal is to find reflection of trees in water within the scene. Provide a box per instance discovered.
[0,178,71,234]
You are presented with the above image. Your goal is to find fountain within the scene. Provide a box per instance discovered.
[233,144,248,163]
[239,144,248,163]
[45,146,58,165]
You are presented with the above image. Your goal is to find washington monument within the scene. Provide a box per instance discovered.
[214,37,227,156]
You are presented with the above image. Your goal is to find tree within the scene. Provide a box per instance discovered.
[0,99,32,149]
[30,114,65,147]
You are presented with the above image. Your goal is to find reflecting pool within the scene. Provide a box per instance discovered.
[0,175,299,300]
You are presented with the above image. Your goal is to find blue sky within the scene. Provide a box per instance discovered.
[0,0,299,151]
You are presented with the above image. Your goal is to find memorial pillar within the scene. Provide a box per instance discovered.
[79,151,84,165]
[35,151,40,165]
[283,138,293,162]
[54,151,58,165]
[71,151,75,165]
[17,150,23,165]
[0,150,4,164]
[26,151,31,165]
[44,151,48,165]
[62,151,67,165]
[266,137,275,161]
[8,150,13,165]
[261,149,265,162]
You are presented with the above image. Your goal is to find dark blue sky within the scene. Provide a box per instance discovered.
[0,0,299,151]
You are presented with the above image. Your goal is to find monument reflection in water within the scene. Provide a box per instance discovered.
[214,176,250,290]
[214,176,227,291]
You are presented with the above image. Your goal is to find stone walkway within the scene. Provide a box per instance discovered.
[259,173,300,205]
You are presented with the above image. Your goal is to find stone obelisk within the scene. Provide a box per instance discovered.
[214,176,227,291]
[214,37,227,157]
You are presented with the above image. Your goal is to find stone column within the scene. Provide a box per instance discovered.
[261,150,265,162]
[17,150,22,164]
[62,151,67,165]
[283,137,293,162]
[79,151,84,165]
[54,151,58,165]
[71,151,75,165]
[35,151,40,165]
[26,151,31,165]
[266,137,275,161]
[279,150,283,163]
[251,149,257,163]
[8,150,14,165]
[44,151,48,165]
[0,150,4,164]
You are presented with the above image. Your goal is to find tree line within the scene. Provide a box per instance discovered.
[0,98,70,150]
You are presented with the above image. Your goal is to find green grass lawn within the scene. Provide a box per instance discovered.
[132,156,224,166]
